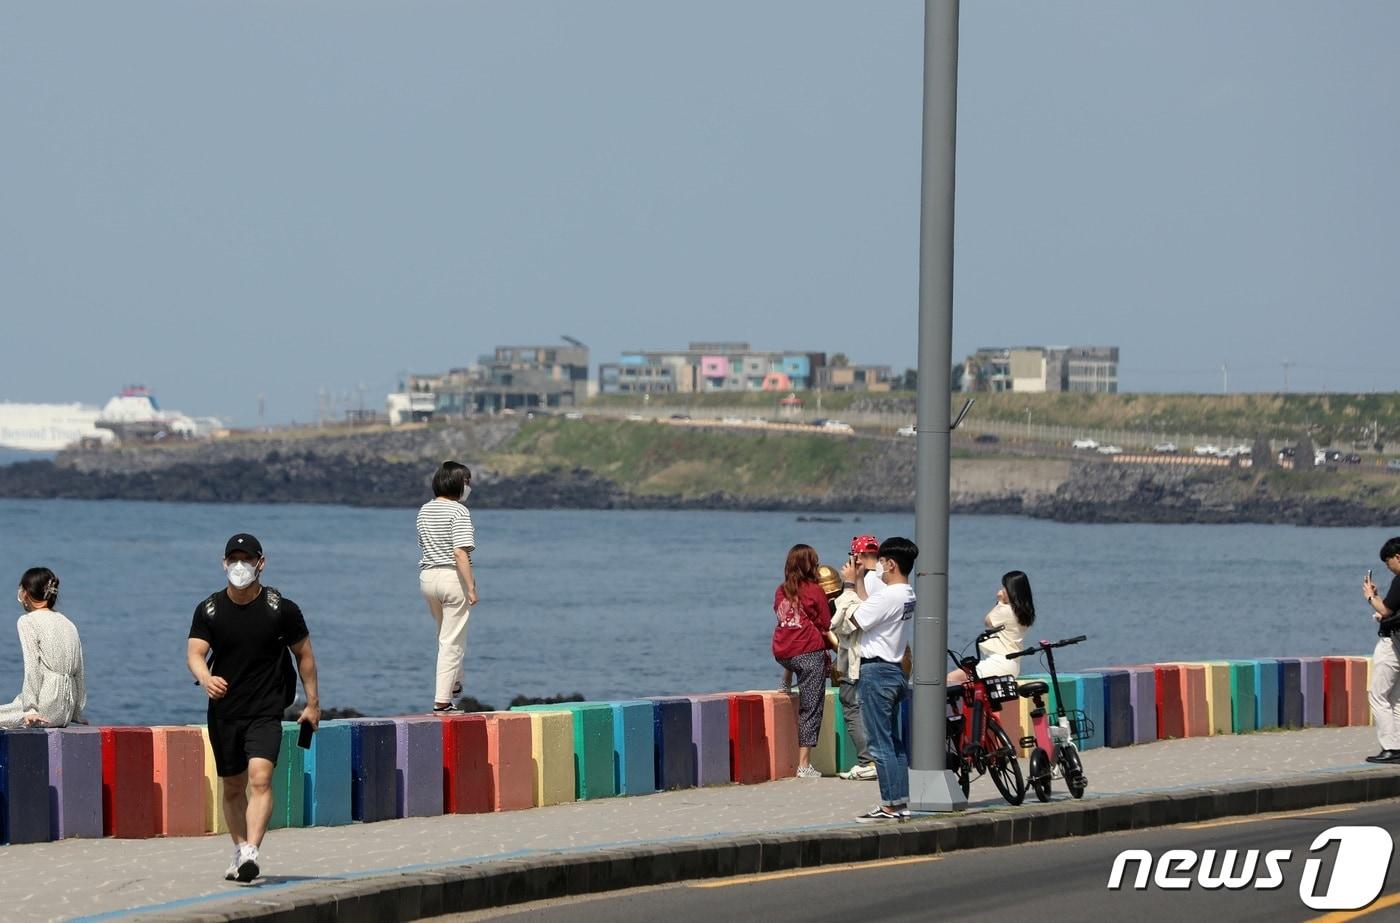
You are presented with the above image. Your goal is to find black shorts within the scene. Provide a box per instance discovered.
[208,715,283,778]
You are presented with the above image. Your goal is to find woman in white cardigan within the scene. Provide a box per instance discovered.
[0,567,87,729]
[947,570,1036,685]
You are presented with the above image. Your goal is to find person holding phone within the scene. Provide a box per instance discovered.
[771,544,834,779]
[186,533,320,883]
[1363,537,1400,763]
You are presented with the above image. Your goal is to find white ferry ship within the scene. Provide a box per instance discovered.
[0,387,216,451]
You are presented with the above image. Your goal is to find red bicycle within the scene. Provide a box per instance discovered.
[945,626,1026,805]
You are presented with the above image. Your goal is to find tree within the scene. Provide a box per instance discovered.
[830,353,850,368]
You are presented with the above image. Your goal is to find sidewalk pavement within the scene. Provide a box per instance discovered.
[2,725,1393,922]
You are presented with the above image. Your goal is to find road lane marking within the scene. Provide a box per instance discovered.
[1181,806,1356,831]
[691,855,943,889]
[1306,891,1400,922]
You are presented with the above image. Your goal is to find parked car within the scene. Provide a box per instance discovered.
[821,420,854,434]
[896,425,916,437]
[1193,444,1221,456]
[1323,449,1342,463]
[1342,453,1363,465]
[1152,442,1179,454]
[669,413,691,421]
[721,416,745,425]
[1096,444,1123,455]
[564,411,584,420]
[1071,438,1099,450]
[1277,446,1297,462]
[1386,459,1400,473]
[974,433,1000,444]
[625,414,645,421]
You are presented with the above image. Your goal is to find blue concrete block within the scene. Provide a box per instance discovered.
[1254,659,1280,731]
[1099,670,1134,748]
[690,695,731,787]
[304,720,352,827]
[648,698,696,790]
[350,720,397,823]
[394,718,444,818]
[1278,658,1304,728]
[1058,674,1105,750]
[610,701,656,796]
[0,729,52,844]
[1298,658,1325,728]
[46,727,103,839]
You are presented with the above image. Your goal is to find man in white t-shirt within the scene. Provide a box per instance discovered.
[841,536,919,822]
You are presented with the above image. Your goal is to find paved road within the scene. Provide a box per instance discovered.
[3,725,1389,922]
[447,800,1400,923]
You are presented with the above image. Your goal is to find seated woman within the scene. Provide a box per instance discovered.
[0,567,87,728]
[947,570,1036,685]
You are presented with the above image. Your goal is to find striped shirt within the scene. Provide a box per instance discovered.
[417,499,476,569]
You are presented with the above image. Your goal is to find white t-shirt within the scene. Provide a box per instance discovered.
[852,582,916,663]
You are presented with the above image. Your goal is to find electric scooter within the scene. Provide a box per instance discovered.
[1007,635,1091,801]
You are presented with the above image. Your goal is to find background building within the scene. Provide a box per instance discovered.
[598,342,827,395]
[961,346,1119,393]
[388,341,590,422]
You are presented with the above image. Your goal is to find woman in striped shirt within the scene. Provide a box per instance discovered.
[416,461,479,714]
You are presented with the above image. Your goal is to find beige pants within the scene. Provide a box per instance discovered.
[420,566,471,704]
[1371,636,1400,750]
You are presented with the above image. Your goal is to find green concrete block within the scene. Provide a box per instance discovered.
[270,723,306,829]
[1228,661,1258,734]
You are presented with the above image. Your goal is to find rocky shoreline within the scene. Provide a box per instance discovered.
[0,421,1391,527]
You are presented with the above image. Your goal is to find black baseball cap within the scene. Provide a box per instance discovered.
[224,533,264,558]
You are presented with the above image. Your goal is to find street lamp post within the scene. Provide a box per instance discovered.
[908,0,966,812]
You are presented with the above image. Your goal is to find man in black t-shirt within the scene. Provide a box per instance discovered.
[187,533,320,883]
[1362,536,1400,763]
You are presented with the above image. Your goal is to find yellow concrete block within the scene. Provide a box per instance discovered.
[1202,662,1233,736]
[195,725,228,834]
[811,688,839,776]
[527,711,576,807]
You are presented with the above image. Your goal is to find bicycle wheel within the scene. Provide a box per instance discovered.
[1061,746,1087,799]
[1028,747,1052,803]
[984,719,1026,806]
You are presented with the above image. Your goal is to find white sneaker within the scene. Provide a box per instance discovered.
[235,843,260,883]
[224,845,242,881]
[795,764,822,779]
[846,763,878,781]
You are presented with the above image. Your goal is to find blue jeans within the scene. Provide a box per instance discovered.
[858,661,909,805]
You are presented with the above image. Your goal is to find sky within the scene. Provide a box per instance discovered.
[3,1,1397,424]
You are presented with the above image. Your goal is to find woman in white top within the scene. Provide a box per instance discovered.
[0,567,87,729]
[947,570,1036,685]
[416,461,479,714]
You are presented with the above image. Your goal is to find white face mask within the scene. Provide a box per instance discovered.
[461,485,472,501]
[226,560,259,590]
[875,561,886,578]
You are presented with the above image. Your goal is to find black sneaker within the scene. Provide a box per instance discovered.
[856,806,905,823]
[432,704,465,715]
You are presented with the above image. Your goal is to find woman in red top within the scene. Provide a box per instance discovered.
[772,544,836,778]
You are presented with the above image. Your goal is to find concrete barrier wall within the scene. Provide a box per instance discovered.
[0,653,1384,843]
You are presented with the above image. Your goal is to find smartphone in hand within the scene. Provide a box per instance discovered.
[297,719,315,749]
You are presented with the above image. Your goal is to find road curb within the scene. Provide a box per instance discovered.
[129,769,1400,922]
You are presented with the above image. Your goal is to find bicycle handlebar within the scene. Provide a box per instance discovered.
[1006,634,1088,659]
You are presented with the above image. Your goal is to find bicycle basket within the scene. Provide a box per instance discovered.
[983,675,1020,703]
[1065,709,1095,744]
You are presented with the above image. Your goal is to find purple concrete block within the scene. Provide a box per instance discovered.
[1299,657,1325,728]
[689,695,731,786]
[394,718,444,818]
[1125,667,1158,744]
[46,728,103,840]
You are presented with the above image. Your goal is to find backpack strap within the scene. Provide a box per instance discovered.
[203,593,219,618]
[265,586,281,611]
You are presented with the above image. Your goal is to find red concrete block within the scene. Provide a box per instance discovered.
[151,728,205,837]
[1323,657,1350,727]
[764,693,799,779]
[101,727,156,839]
[1155,665,1185,739]
[1346,657,1369,727]
[443,713,533,813]
[1179,665,1209,737]
[728,694,769,785]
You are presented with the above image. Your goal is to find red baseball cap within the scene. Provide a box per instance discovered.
[850,534,880,555]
